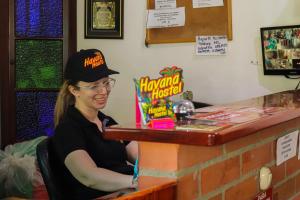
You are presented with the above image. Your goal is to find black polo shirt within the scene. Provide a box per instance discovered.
[51,106,133,200]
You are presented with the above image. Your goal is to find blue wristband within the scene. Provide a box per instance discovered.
[133,158,139,180]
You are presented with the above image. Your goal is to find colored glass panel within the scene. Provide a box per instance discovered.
[16,0,63,37]
[16,40,63,89]
[16,92,57,141]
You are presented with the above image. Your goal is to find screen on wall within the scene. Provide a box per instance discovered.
[261,25,300,75]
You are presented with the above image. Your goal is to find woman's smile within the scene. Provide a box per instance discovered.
[94,96,107,105]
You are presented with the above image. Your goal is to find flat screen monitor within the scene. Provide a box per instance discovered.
[261,25,300,75]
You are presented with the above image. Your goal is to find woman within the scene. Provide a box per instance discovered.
[51,49,138,199]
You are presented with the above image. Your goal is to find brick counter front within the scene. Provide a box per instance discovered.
[104,90,300,200]
[138,118,300,200]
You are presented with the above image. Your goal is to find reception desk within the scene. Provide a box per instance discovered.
[104,90,300,200]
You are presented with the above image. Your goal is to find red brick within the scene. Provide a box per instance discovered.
[272,141,277,160]
[208,194,222,200]
[270,164,285,185]
[242,143,273,174]
[273,178,296,200]
[225,132,260,153]
[139,142,179,171]
[225,176,257,200]
[201,156,240,194]
[177,172,199,200]
[292,193,300,200]
[178,145,222,169]
[295,173,300,193]
[286,156,300,176]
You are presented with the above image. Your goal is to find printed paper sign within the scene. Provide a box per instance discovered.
[276,130,298,166]
[196,35,228,55]
[297,129,300,160]
[155,0,176,9]
[146,7,185,28]
[193,0,224,8]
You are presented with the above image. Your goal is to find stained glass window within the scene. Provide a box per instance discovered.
[16,91,57,141]
[15,0,63,38]
[16,40,63,89]
[10,0,68,145]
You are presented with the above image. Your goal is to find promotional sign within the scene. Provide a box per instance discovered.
[134,66,184,125]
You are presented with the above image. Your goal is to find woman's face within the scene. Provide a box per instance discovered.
[71,77,115,111]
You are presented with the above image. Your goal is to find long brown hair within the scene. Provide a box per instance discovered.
[54,80,76,127]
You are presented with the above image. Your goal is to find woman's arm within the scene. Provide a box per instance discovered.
[106,125,138,163]
[125,141,138,164]
[64,150,135,192]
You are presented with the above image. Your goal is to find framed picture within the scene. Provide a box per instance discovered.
[85,0,123,39]
[260,25,300,75]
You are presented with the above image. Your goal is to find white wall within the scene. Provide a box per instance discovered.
[77,0,300,124]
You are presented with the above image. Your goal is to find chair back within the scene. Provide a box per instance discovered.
[36,138,63,200]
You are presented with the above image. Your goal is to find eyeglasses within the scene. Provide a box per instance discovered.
[77,78,116,92]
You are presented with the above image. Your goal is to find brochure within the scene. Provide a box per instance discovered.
[134,66,184,125]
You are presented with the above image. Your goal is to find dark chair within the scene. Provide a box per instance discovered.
[36,138,63,200]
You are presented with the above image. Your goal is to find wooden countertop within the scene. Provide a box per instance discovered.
[104,90,300,146]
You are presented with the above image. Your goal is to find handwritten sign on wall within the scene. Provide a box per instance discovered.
[196,35,228,55]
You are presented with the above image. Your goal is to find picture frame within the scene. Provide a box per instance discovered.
[85,0,123,39]
[260,25,300,75]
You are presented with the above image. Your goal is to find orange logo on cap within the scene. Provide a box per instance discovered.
[84,52,104,69]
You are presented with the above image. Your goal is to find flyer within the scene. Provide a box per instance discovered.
[134,66,184,124]
[189,106,284,124]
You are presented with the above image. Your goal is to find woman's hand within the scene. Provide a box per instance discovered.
[130,176,138,189]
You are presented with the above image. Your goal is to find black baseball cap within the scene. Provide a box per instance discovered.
[64,49,119,82]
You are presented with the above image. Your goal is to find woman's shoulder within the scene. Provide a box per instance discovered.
[98,112,118,127]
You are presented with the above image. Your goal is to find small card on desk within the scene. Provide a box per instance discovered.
[176,119,231,132]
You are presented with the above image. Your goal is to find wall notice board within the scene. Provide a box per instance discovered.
[145,0,232,45]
